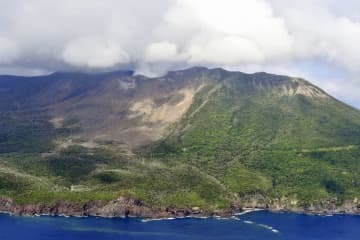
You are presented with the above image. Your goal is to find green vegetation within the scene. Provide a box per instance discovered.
[0,112,69,153]
[0,147,230,209]
[1,69,360,212]
[152,77,360,207]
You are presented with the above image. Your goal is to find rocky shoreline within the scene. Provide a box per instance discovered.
[0,196,237,219]
[1,196,360,219]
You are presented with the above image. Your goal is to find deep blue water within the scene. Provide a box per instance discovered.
[1,211,360,240]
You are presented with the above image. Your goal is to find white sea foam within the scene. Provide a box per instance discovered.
[258,223,280,234]
[235,208,264,216]
[242,220,281,234]
[243,220,254,224]
[141,217,176,223]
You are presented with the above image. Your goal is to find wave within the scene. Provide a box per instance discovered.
[243,220,280,234]
[234,208,264,216]
[141,217,176,222]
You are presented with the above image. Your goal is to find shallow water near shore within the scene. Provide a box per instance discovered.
[1,211,360,240]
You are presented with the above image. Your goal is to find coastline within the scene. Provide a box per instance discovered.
[1,196,360,220]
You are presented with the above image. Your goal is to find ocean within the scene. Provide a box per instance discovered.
[1,211,359,239]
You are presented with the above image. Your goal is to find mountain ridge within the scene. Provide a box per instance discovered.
[2,67,331,149]
[0,67,359,217]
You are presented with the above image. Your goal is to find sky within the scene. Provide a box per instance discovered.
[0,0,359,109]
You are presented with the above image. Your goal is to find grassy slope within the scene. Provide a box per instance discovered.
[1,70,360,211]
[153,76,360,206]
[0,145,230,209]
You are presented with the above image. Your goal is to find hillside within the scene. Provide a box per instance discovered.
[0,67,360,216]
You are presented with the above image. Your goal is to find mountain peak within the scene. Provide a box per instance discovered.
[0,66,360,214]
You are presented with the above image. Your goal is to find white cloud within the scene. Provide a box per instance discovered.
[188,36,265,65]
[62,37,129,68]
[0,0,295,70]
[269,0,360,73]
[157,0,292,66]
[1,0,359,74]
[0,37,19,64]
[144,41,182,62]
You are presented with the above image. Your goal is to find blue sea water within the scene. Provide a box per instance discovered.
[1,211,359,240]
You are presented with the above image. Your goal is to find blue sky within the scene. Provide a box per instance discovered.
[294,61,360,109]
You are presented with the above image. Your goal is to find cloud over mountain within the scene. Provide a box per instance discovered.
[0,0,359,107]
